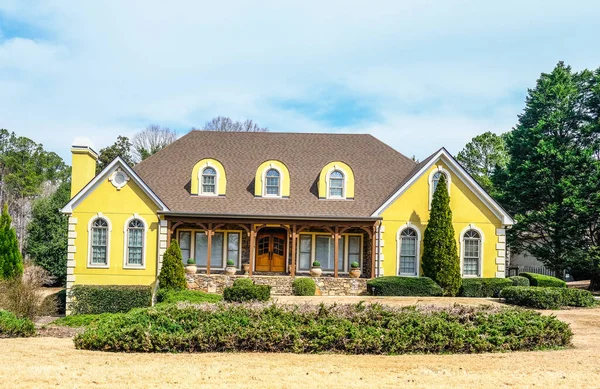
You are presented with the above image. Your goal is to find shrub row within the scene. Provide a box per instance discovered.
[366,276,443,296]
[0,310,36,338]
[73,303,572,354]
[292,278,316,296]
[500,286,596,309]
[520,273,566,288]
[223,279,271,302]
[508,276,530,287]
[459,278,513,297]
[156,289,222,305]
[69,285,153,314]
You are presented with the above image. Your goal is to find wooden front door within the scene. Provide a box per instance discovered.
[255,232,286,272]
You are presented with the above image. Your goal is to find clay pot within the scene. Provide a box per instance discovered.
[224,266,237,276]
[185,264,197,274]
[309,267,322,277]
[349,268,361,278]
[242,263,250,274]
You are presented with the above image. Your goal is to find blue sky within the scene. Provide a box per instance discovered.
[1,1,599,162]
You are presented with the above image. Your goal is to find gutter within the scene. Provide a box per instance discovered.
[157,211,382,222]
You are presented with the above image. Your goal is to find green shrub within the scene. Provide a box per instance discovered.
[223,281,271,302]
[350,261,360,269]
[226,259,235,266]
[459,278,513,297]
[69,285,152,314]
[0,310,35,337]
[520,272,566,288]
[500,286,595,309]
[155,289,222,305]
[366,276,443,296]
[52,312,123,328]
[43,289,66,315]
[186,258,195,265]
[292,278,316,296]
[158,240,187,290]
[508,276,530,287]
[73,303,572,354]
[312,261,321,267]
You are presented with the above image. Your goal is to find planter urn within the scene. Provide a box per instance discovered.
[349,268,361,278]
[242,263,250,275]
[185,264,197,274]
[224,266,237,276]
[309,266,322,277]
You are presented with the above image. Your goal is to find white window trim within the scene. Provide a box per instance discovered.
[459,224,484,278]
[108,169,130,190]
[87,213,111,269]
[396,223,421,277]
[296,232,363,274]
[428,166,451,209]
[325,166,348,200]
[198,162,220,196]
[262,164,283,198]
[123,214,148,270]
[179,229,243,270]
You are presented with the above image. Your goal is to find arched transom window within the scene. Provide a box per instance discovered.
[201,167,217,195]
[463,229,481,276]
[328,170,344,198]
[90,218,109,266]
[398,228,418,276]
[265,169,280,196]
[126,219,145,267]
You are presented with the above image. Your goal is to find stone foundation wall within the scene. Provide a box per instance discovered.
[188,274,368,296]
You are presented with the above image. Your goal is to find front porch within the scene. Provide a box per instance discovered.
[164,215,380,279]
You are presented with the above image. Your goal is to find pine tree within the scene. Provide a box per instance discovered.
[0,204,24,280]
[158,239,187,290]
[422,174,461,296]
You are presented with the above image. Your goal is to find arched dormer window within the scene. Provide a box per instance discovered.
[318,162,354,200]
[264,169,280,196]
[201,167,217,195]
[88,215,111,268]
[124,217,146,268]
[460,226,484,277]
[328,170,344,198]
[428,166,451,208]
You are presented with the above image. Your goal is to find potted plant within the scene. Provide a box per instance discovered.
[242,261,250,275]
[185,258,197,274]
[349,261,361,278]
[309,260,322,277]
[224,259,237,276]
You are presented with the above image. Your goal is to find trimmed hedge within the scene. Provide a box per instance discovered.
[73,303,572,353]
[508,276,530,287]
[459,278,513,297]
[223,280,271,302]
[0,310,36,338]
[155,289,223,305]
[520,272,566,288]
[367,276,442,296]
[292,278,316,296]
[500,286,596,309]
[69,285,152,314]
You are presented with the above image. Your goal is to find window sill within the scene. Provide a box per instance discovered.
[124,265,146,270]
[87,264,109,269]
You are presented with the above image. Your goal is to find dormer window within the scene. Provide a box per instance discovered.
[201,167,217,195]
[265,169,280,196]
[328,170,344,198]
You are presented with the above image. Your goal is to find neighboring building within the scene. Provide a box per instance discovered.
[61,132,514,302]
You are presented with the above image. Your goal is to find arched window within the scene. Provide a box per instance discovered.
[462,229,481,276]
[398,227,419,276]
[328,170,344,198]
[265,169,280,196]
[90,218,109,266]
[126,219,145,267]
[201,167,217,195]
[428,168,451,209]
[432,171,446,194]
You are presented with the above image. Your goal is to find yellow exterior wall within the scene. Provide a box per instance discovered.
[71,175,160,286]
[70,147,98,197]
[190,158,227,195]
[254,160,291,197]
[318,161,355,199]
[380,159,503,278]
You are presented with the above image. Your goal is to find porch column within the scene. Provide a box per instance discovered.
[333,226,340,278]
[248,226,256,276]
[166,220,172,244]
[290,224,297,277]
[206,224,213,275]
[371,225,377,278]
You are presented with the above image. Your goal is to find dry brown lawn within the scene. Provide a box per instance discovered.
[2,297,600,389]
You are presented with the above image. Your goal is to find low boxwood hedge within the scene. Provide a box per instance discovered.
[69,285,153,314]
[223,280,271,302]
[520,273,566,288]
[459,278,513,297]
[292,278,316,296]
[0,310,36,338]
[508,276,530,287]
[366,276,442,296]
[155,289,222,305]
[73,303,572,353]
[500,286,596,309]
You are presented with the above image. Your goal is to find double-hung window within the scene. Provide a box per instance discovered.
[201,167,217,194]
[126,219,144,266]
[90,218,109,266]
[463,230,481,276]
[328,170,344,198]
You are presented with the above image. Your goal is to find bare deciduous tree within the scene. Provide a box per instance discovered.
[132,125,178,162]
[194,116,268,132]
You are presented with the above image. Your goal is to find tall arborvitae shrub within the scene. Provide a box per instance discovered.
[422,174,461,296]
[158,240,187,290]
[0,204,23,280]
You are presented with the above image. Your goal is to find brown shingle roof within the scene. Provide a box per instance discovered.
[134,131,418,218]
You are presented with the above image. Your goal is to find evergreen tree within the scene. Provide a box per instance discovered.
[158,240,187,290]
[25,181,70,285]
[0,204,23,280]
[96,135,134,173]
[422,174,461,296]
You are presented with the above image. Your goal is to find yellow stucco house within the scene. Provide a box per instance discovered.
[61,131,513,301]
